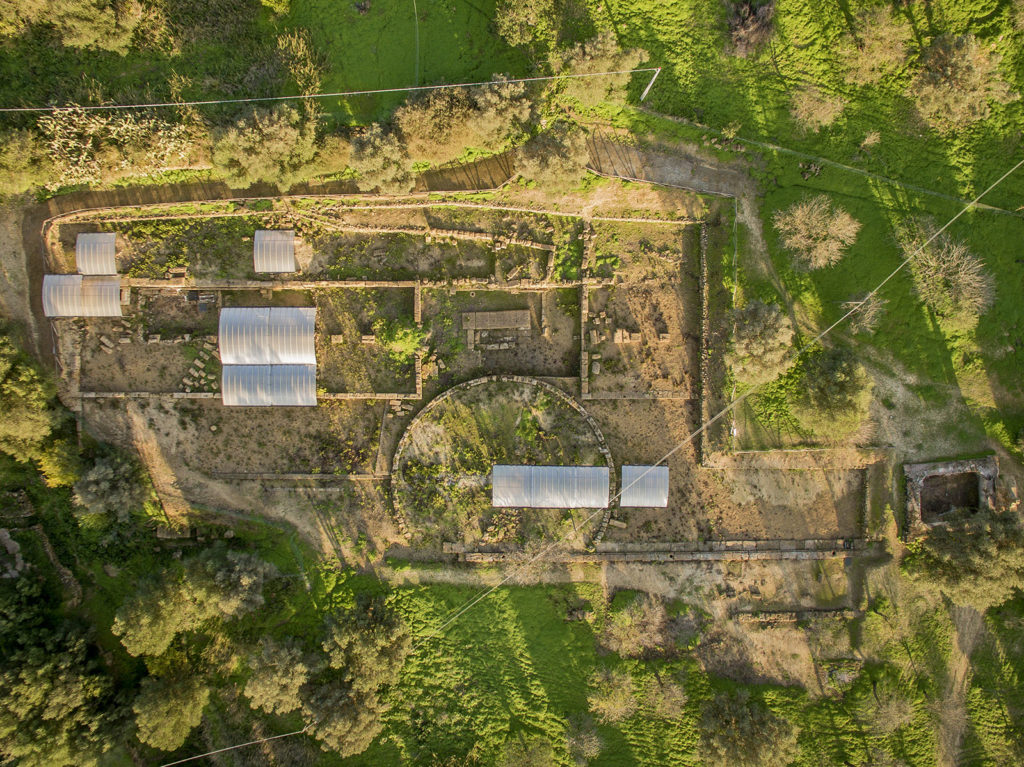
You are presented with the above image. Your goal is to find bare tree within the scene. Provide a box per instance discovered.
[588,668,637,723]
[773,195,860,270]
[913,35,1016,132]
[898,218,994,330]
[842,292,888,335]
[838,7,912,86]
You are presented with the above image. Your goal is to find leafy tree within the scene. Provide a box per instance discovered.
[349,124,413,194]
[790,85,846,131]
[516,122,590,192]
[0,630,118,767]
[602,593,670,658]
[699,689,798,767]
[112,548,277,656]
[725,1,774,58]
[913,34,1016,132]
[395,76,532,166]
[494,0,556,49]
[0,332,79,486]
[798,346,862,412]
[133,675,210,752]
[903,508,1024,610]
[838,7,912,86]
[373,318,426,365]
[0,0,141,52]
[212,104,318,188]
[73,452,144,519]
[566,713,603,765]
[305,594,410,756]
[898,218,994,331]
[587,667,637,723]
[727,300,795,386]
[773,195,860,269]
[244,637,313,715]
[550,31,646,109]
[0,130,51,195]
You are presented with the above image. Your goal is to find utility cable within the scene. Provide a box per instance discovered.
[0,68,661,113]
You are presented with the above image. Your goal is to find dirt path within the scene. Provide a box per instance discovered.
[936,605,985,767]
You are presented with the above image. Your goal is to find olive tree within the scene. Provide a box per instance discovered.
[727,300,795,387]
[133,676,210,752]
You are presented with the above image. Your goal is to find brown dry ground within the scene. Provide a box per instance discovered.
[82,397,383,475]
[589,399,865,540]
[79,322,198,392]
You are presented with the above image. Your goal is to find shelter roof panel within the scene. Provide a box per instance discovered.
[620,465,669,507]
[75,233,117,275]
[492,465,609,508]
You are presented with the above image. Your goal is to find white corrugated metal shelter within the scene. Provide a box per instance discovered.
[221,365,316,406]
[253,230,296,273]
[219,307,317,406]
[219,308,315,365]
[620,465,669,507]
[492,465,609,508]
[42,275,122,317]
[75,233,117,275]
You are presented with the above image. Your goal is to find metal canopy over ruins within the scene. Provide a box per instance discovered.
[620,465,669,507]
[42,275,122,317]
[75,233,117,275]
[221,364,316,407]
[218,307,316,365]
[491,465,609,508]
[219,307,317,406]
[253,230,296,273]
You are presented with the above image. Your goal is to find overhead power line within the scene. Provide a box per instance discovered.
[159,151,1024,766]
[0,68,662,114]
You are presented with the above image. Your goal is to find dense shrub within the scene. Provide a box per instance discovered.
[39,107,207,189]
[494,0,556,49]
[0,131,51,196]
[699,689,798,767]
[588,668,637,723]
[773,195,860,270]
[913,34,1016,132]
[276,29,326,96]
[0,0,141,52]
[550,31,646,109]
[725,1,774,58]
[727,300,795,386]
[903,507,1024,610]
